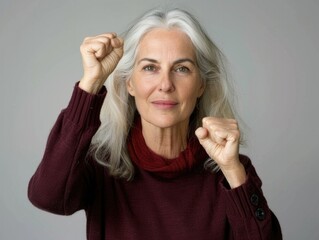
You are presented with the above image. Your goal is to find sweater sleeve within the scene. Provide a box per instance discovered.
[28,83,106,215]
[221,155,282,240]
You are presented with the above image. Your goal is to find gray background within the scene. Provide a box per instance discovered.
[1,0,318,239]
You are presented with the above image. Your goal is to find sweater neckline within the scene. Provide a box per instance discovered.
[127,115,208,178]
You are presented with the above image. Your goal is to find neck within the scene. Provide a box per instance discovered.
[141,119,189,159]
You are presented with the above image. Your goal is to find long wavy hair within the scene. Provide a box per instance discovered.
[89,8,238,180]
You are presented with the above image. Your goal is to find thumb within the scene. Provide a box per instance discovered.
[195,127,214,151]
[111,37,124,58]
[195,127,207,140]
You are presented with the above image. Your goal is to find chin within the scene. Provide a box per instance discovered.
[143,115,189,129]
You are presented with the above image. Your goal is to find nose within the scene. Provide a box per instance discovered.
[159,71,175,92]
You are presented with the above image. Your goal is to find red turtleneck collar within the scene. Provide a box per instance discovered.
[127,115,209,178]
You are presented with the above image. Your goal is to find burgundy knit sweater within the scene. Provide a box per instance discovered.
[28,84,282,240]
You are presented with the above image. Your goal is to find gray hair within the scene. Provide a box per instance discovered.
[90,8,238,180]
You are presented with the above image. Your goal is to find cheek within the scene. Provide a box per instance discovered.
[129,71,153,94]
[181,84,202,110]
[133,77,157,99]
[184,83,202,100]
[133,84,151,100]
[130,84,153,112]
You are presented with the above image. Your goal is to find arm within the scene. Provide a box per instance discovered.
[28,84,106,215]
[195,118,282,239]
[222,155,282,240]
[28,32,124,215]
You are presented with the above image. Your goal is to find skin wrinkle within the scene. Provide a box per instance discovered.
[127,28,204,159]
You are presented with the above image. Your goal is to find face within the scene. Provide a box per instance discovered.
[127,28,204,129]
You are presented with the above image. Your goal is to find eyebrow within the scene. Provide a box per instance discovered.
[137,58,196,66]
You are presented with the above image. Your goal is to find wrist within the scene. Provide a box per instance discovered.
[79,79,103,95]
[221,162,246,189]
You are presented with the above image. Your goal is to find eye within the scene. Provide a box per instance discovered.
[142,65,157,72]
[175,66,190,73]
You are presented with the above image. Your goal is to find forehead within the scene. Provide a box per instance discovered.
[136,28,196,59]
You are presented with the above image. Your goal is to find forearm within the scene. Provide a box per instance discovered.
[28,83,106,214]
[222,155,282,239]
[221,161,247,189]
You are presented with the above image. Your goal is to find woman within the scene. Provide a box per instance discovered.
[28,8,282,239]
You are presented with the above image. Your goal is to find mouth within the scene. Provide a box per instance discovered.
[151,100,178,109]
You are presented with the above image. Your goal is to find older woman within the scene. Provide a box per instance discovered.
[28,8,282,240]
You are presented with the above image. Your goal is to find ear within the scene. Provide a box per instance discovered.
[126,78,135,96]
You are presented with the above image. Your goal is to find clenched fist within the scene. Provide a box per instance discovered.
[79,33,124,94]
[195,117,246,188]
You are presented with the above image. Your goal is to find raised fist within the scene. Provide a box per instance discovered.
[79,33,124,94]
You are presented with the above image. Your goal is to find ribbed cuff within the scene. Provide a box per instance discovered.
[65,82,107,127]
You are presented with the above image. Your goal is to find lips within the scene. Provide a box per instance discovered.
[151,100,178,109]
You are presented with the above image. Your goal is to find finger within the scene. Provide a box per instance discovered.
[201,119,223,145]
[198,128,227,144]
[195,127,214,150]
[95,42,109,60]
[98,32,117,38]
[110,37,124,60]
[202,117,238,130]
[203,118,238,138]
[212,130,228,146]
[215,129,240,159]
[86,32,117,41]
[202,116,237,124]
[195,127,208,140]
[82,32,116,49]
[80,41,107,64]
[111,36,124,48]
[89,36,117,46]
[87,34,119,51]
[196,127,224,158]
[84,37,123,61]
[215,129,239,144]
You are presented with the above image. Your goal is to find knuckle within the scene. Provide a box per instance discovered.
[232,130,240,139]
[231,118,238,124]
[80,40,91,49]
[79,44,86,52]
[107,32,116,38]
[105,38,111,45]
[202,117,213,125]
[230,122,238,129]
[83,36,92,42]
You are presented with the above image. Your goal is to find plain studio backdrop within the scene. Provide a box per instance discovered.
[1,0,318,239]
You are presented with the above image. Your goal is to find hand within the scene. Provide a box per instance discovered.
[79,33,124,94]
[195,117,246,188]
